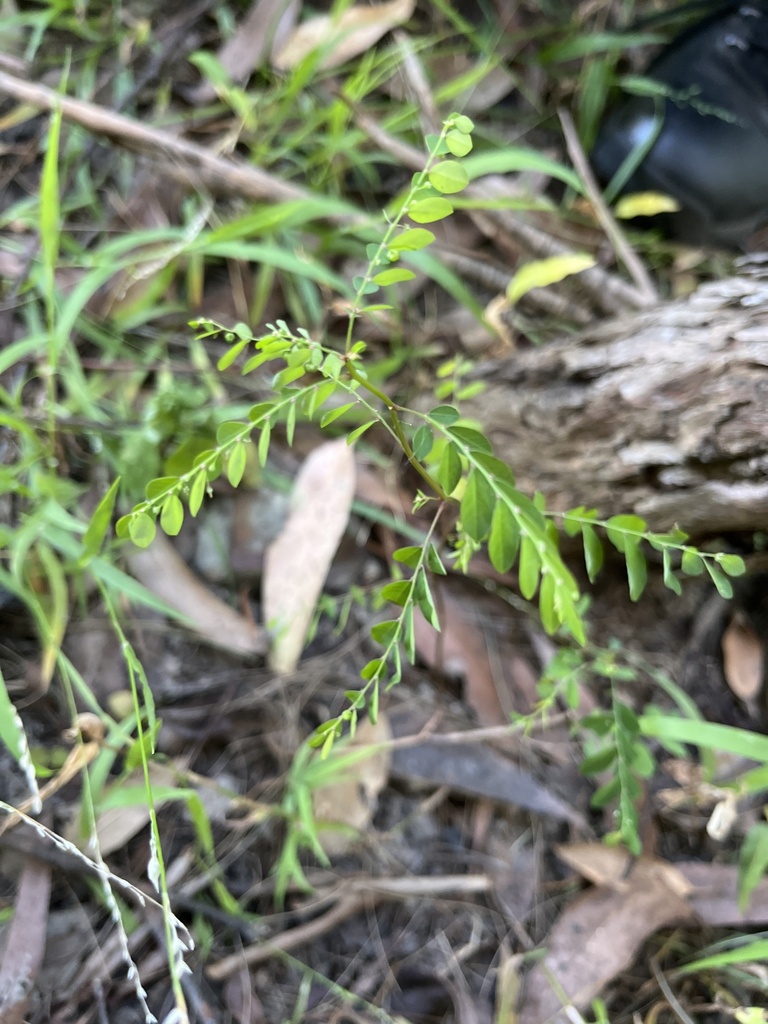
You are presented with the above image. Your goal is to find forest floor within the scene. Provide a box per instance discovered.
[1,1,768,1023]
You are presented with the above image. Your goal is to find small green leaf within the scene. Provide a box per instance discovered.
[160,495,184,536]
[518,534,541,600]
[216,421,246,445]
[393,546,421,569]
[370,620,399,645]
[321,352,344,379]
[472,452,514,484]
[346,420,376,445]
[428,160,469,194]
[258,422,271,465]
[437,441,462,495]
[488,500,520,573]
[445,129,473,157]
[507,253,596,304]
[426,544,446,575]
[248,401,275,424]
[408,197,454,223]
[412,425,434,461]
[582,524,604,581]
[81,477,121,559]
[715,553,747,577]
[452,114,474,134]
[372,267,416,286]
[286,401,297,447]
[389,228,435,252]
[227,442,247,487]
[361,658,384,680]
[706,562,734,599]
[605,514,646,552]
[662,547,682,595]
[381,580,412,606]
[681,548,705,576]
[189,470,207,516]
[129,512,156,548]
[625,541,647,601]
[580,745,618,774]
[414,572,440,630]
[145,477,179,501]
[320,402,356,428]
[272,365,306,389]
[217,336,250,371]
[446,424,492,453]
[539,571,558,634]
[429,404,461,425]
[461,469,495,541]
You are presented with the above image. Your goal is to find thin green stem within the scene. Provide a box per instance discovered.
[344,359,448,499]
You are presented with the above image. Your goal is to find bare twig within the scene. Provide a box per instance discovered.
[558,108,658,306]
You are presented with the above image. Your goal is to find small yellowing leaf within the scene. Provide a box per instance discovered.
[507,253,596,305]
[614,191,681,219]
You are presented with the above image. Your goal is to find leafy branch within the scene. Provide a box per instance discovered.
[109,111,746,743]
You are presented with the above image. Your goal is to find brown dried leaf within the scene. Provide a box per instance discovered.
[312,714,392,855]
[128,532,267,658]
[263,439,356,673]
[722,611,764,702]
[390,736,583,825]
[555,841,692,897]
[519,848,694,1024]
[272,0,416,71]
[681,860,768,926]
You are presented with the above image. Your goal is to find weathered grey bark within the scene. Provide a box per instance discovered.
[464,267,768,533]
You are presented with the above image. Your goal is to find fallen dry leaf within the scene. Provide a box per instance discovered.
[312,713,392,855]
[388,712,583,825]
[272,0,415,71]
[0,857,52,1024]
[127,531,266,658]
[555,841,692,898]
[518,847,694,1024]
[190,0,299,104]
[263,438,356,673]
[722,610,764,704]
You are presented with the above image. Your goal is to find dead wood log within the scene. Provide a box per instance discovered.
[462,267,768,534]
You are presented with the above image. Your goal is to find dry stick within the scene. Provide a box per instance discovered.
[558,108,658,307]
[0,70,331,212]
[350,106,650,316]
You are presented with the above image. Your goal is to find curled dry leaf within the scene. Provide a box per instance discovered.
[272,0,416,71]
[722,610,764,704]
[127,531,267,658]
[312,713,392,856]
[263,438,356,673]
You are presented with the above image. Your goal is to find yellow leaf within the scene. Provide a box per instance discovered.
[507,253,596,305]
[614,191,680,219]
